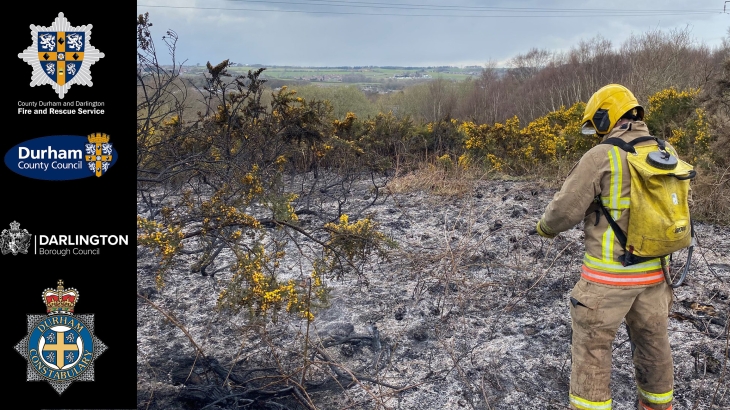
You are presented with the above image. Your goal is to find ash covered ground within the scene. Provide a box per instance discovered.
[137,174,729,410]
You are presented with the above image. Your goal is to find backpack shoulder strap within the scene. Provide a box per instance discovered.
[594,196,659,266]
[600,136,657,154]
[595,196,627,248]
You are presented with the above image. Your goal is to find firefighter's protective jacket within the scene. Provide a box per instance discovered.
[538,121,673,287]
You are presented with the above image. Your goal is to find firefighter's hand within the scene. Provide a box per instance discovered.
[535,220,556,239]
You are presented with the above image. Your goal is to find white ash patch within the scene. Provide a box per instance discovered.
[138,177,729,410]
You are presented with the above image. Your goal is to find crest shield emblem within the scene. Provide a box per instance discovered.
[36,31,85,86]
[0,221,32,256]
[18,13,104,99]
[15,280,107,394]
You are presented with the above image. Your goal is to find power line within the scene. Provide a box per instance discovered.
[227,0,719,14]
[137,3,720,18]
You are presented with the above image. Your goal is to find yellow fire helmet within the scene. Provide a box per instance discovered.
[581,84,644,135]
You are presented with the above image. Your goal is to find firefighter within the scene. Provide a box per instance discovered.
[536,84,675,410]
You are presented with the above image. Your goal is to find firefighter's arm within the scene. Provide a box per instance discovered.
[537,151,602,238]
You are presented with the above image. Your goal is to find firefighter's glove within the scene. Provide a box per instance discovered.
[535,220,556,239]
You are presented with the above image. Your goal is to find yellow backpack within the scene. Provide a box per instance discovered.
[598,136,695,266]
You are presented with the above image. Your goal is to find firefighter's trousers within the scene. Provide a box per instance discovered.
[568,278,674,410]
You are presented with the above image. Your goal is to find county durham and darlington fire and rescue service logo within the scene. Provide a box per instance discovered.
[17,13,105,99]
[15,280,107,394]
[0,221,32,255]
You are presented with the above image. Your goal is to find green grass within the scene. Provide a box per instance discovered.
[227,65,480,84]
[173,65,481,89]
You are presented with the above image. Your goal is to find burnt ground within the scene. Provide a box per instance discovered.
[137,174,729,410]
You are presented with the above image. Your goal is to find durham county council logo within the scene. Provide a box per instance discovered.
[4,133,117,180]
[1,221,32,255]
[17,13,105,99]
[14,280,107,394]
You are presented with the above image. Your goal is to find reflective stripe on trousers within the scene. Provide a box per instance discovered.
[638,386,674,406]
[570,394,612,409]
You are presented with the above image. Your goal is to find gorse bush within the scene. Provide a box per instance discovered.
[460,102,589,173]
[646,87,711,165]
[137,14,395,323]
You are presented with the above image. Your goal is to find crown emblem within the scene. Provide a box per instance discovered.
[42,280,79,315]
[87,133,110,145]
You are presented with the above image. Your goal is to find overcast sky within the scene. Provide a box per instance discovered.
[136,0,729,67]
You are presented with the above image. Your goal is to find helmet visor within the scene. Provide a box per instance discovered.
[581,121,597,135]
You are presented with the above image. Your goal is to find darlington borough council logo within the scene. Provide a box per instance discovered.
[1,221,32,255]
[18,12,105,99]
[15,280,107,394]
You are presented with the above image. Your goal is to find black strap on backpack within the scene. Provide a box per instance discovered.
[603,136,697,180]
[601,135,657,154]
[594,196,657,266]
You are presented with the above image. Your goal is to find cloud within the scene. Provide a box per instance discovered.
[137,0,728,66]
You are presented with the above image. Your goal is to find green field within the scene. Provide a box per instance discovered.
[254,66,480,82]
[180,64,483,87]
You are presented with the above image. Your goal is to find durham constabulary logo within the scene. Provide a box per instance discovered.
[14,280,106,394]
[17,13,105,99]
